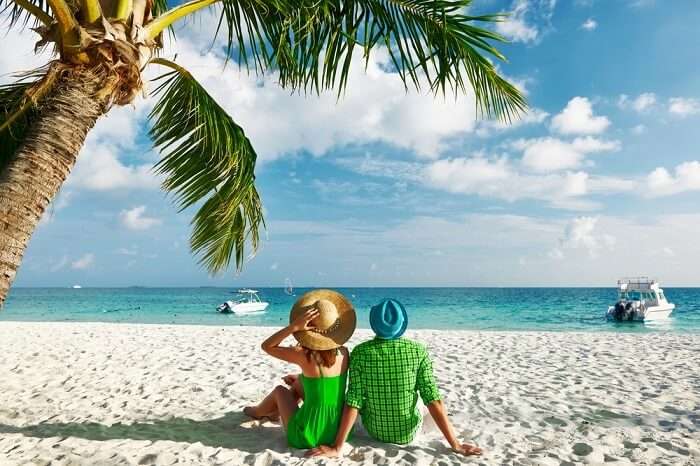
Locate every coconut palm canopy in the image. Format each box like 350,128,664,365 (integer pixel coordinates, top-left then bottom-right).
0,0,526,305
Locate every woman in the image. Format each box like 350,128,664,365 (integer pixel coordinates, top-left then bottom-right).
244,289,356,449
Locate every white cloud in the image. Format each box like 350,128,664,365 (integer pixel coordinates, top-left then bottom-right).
514,136,620,172
668,97,700,117
520,138,584,172
496,0,540,43
581,18,597,31
551,97,610,135
495,0,557,44
475,108,549,137
618,93,656,112
171,42,480,160
647,161,700,196
551,216,615,259
424,155,625,209
68,106,160,191
270,262,279,271
120,206,162,230
69,144,158,191
71,253,95,270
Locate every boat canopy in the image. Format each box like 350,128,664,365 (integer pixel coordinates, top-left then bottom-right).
617,277,660,292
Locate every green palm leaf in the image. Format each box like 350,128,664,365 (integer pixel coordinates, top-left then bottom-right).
0,77,41,173
216,0,526,121
149,65,264,273
0,0,51,28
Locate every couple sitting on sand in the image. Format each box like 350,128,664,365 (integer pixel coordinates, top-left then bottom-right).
243,289,482,458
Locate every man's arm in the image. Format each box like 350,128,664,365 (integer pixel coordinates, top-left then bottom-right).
306,405,358,457
427,400,482,456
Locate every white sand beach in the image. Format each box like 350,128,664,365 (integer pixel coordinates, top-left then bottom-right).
0,322,698,465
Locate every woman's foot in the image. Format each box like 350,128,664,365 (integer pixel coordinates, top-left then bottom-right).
243,406,280,422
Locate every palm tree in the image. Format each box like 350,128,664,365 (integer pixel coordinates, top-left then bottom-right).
0,0,526,306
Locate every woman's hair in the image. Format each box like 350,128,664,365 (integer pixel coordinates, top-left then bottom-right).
303,347,338,368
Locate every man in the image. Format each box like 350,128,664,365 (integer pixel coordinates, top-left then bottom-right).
308,298,482,458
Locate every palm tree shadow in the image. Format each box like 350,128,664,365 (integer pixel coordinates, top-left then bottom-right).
0,412,289,453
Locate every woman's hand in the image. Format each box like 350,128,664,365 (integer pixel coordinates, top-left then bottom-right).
306,445,340,458
290,309,320,332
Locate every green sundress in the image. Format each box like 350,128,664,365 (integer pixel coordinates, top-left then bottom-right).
286,368,347,449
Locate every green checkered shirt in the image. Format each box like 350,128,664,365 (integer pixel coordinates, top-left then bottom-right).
345,338,441,444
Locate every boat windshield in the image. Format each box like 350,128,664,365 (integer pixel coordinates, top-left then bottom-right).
620,290,657,302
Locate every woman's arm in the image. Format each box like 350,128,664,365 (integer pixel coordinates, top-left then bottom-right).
261,309,319,365
306,405,358,457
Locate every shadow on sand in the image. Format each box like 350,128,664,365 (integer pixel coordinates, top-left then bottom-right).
0,412,456,461
0,411,289,453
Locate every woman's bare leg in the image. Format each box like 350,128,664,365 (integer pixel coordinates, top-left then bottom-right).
244,385,299,427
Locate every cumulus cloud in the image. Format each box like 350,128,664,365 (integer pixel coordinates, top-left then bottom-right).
423,155,630,209
550,216,615,259
668,97,700,117
172,41,479,160
647,161,700,196
475,108,549,137
618,93,657,112
69,145,158,191
495,0,557,44
514,136,620,172
71,253,95,270
67,105,160,191
120,206,163,230
581,18,598,31
551,97,610,135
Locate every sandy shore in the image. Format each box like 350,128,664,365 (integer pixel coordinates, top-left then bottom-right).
0,322,698,465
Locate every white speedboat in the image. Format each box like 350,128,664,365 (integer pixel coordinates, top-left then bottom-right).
607,277,675,321
217,289,269,315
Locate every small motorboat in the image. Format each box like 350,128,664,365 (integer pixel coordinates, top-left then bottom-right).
217,289,269,315
606,277,675,322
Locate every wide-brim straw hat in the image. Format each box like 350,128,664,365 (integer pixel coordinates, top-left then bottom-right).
290,289,356,351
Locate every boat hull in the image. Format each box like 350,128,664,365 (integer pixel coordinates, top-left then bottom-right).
232,302,269,315
607,304,674,321
642,305,674,320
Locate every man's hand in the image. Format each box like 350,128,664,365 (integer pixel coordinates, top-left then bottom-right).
306,445,340,458
451,442,482,456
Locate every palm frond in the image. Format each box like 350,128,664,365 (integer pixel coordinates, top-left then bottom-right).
0,75,43,173
1,0,52,28
215,0,526,121
149,66,264,273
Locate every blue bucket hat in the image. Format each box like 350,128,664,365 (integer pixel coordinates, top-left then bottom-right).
370,299,408,339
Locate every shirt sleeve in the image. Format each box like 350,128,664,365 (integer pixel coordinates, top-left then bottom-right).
416,350,441,405
345,348,364,409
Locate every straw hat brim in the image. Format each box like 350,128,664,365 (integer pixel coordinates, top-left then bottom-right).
290,289,356,351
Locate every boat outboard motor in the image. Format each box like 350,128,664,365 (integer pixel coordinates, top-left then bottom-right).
612,302,636,321
217,302,233,313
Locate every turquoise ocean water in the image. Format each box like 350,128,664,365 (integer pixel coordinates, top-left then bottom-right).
2,287,700,333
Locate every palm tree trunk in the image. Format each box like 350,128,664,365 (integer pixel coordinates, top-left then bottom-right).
0,67,107,307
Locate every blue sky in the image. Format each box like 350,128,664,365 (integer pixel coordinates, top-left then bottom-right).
2,0,700,287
